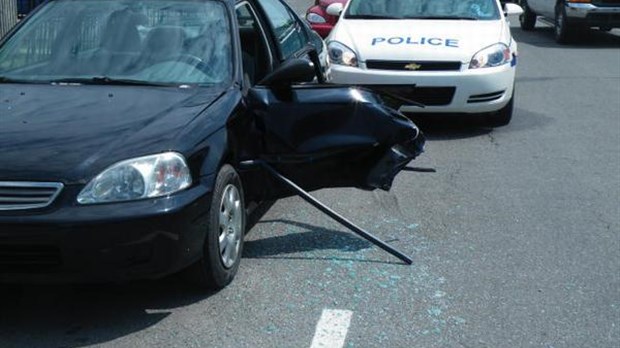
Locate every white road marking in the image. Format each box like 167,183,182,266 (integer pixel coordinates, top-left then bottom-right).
310,309,353,348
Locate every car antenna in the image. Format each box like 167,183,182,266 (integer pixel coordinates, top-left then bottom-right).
240,160,414,265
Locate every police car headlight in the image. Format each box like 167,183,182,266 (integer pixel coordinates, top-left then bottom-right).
469,43,511,69
307,13,326,24
77,152,192,204
327,41,358,67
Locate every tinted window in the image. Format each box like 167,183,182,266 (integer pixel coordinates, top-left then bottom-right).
256,0,306,59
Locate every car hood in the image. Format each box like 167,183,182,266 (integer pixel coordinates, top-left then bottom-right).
331,19,507,63
0,84,221,183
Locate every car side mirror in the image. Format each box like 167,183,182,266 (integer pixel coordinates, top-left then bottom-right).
260,59,316,87
504,3,524,16
326,3,344,17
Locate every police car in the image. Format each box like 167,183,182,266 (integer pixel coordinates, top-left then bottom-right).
326,0,524,126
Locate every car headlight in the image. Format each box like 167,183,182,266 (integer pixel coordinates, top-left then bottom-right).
77,152,192,204
306,12,326,24
327,41,358,67
469,43,512,69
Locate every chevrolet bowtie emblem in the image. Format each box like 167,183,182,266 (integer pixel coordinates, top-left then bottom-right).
404,63,422,71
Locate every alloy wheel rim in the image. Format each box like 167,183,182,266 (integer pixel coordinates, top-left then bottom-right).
218,184,242,269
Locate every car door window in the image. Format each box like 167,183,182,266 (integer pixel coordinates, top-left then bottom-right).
256,0,306,60
236,2,273,86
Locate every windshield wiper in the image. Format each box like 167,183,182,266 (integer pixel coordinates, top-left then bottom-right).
405,15,479,20
345,14,402,20
49,77,173,87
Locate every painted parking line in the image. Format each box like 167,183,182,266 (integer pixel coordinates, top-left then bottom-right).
310,309,353,348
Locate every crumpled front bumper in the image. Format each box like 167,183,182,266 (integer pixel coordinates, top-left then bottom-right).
367,132,425,191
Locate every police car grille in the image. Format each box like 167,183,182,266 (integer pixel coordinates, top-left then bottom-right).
366,61,461,71
0,182,63,211
372,86,456,106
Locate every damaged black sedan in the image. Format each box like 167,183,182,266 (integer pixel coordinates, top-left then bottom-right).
0,0,424,289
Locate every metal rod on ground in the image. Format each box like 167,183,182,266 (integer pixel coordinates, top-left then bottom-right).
242,160,413,265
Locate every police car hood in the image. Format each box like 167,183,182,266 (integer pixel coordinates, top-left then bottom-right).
333,19,506,63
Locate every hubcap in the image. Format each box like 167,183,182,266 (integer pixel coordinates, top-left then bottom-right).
218,184,242,269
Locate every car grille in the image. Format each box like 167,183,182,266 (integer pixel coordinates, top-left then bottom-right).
593,0,620,6
0,182,64,211
586,12,620,23
468,90,505,103
371,86,456,106
0,245,62,272
366,60,462,71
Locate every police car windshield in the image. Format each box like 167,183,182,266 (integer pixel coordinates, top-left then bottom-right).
345,0,501,20
0,0,232,86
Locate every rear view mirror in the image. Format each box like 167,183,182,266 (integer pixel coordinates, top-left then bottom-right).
260,59,316,87
326,3,344,17
504,3,524,16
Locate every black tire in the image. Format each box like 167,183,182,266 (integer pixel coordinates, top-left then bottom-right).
519,0,536,31
184,164,246,290
555,3,575,44
485,94,514,127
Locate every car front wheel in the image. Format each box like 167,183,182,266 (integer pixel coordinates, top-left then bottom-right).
184,164,246,290
519,0,536,30
555,4,576,43
485,94,514,127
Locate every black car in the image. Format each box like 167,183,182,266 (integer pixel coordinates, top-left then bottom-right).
0,0,424,289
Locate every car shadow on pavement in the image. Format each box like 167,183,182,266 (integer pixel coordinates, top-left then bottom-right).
0,275,216,347
243,219,400,265
511,26,620,49
411,106,553,140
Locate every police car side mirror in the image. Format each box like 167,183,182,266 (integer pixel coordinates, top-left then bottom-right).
326,3,344,17
504,3,524,16
260,59,316,87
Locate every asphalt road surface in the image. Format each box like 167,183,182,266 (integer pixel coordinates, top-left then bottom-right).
1,3,619,348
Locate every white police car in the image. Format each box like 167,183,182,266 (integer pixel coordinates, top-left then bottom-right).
326,0,524,126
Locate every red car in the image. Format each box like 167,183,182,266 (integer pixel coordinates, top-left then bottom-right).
306,0,348,38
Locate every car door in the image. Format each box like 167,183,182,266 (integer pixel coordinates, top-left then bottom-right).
236,0,424,200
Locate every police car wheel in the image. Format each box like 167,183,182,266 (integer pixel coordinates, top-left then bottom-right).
184,164,246,290
519,0,536,31
485,95,514,127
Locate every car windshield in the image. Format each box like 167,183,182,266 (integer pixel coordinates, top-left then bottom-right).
0,0,232,86
345,0,500,20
